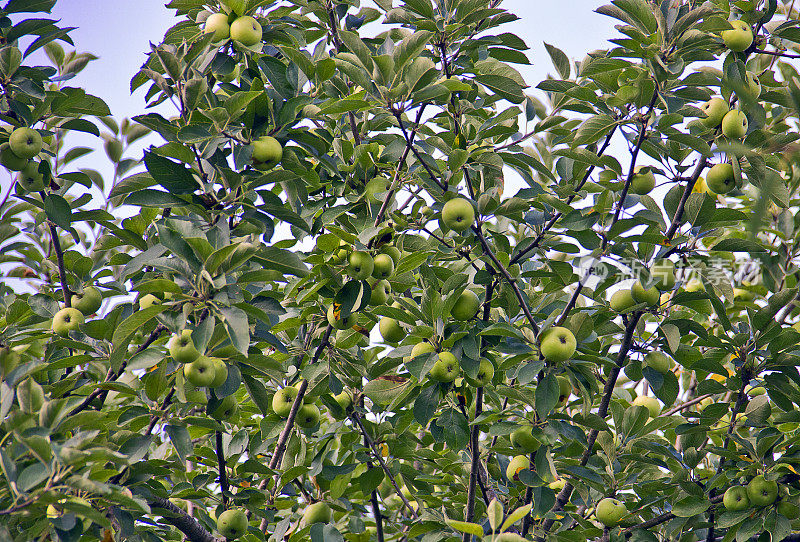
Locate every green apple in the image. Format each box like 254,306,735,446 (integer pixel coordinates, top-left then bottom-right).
468,358,495,386
380,244,402,266
609,288,636,312
209,395,238,421
629,166,655,195
9,127,42,159
347,251,374,280
539,326,576,362
721,19,753,52
632,395,661,418
184,357,216,387
329,240,350,264
209,357,228,388
169,330,201,364
296,403,321,428
723,486,750,511
180,373,208,404
139,294,161,310
203,12,230,42
651,260,676,290
16,161,44,192
706,163,735,194
747,475,778,507
272,386,299,417
451,289,480,321
217,508,248,539
302,502,332,526
334,390,353,411
549,478,566,491
328,304,356,329
70,286,102,316
556,375,572,407
631,281,659,307
379,317,405,343
721,110,748,139
52,307,84,336
0,143,28,171
365,177,392,204
410,341,435,360
369,279,391,306
510,426,540,453
778,500,800,520
372,253,395,279
644,351,673,374
596,497,627,527
230,15,262,46
700,97,729,128
17,378,44,413
505,454,530,481
251,135,282,170
441,197,475,232
746,384,766,396
0,346,21,376
430,351,460,382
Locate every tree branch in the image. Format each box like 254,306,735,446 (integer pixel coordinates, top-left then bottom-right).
150,496,221,542
46,219,72,307
462,387,484,542
664,157,710,241
215,431,229,507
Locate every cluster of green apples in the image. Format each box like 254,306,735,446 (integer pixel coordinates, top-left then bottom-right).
608,259,677,313
50,285,103,337
595,166,656,196
723,475,799,520
202,11,262,47
1,126,47,192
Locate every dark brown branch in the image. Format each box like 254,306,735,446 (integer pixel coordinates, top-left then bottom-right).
659,393,712,417
664,157,709,241
215,431,229,507
150,496,221,542
754,48,800,58
462,387,484,542
46,218,72,307
538,313,642,539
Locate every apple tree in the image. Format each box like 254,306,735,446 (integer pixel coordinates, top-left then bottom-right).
5,0,800,541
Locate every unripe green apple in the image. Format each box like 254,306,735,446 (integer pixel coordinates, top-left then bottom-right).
629,166,655,195
327,305,355,330
747,475,778,507
741,71,761,100
651,260,676,290
721,19,753,52
217,508,248,539
609,289,636,312
596,497,627,527
52,307,84,336
467,358,495,386
347,251,374,280
539,326,576,362
0,143,29,171
706,163,736,194
209,357,228,388
632,395,661,417
441,197,475,232
209,395,238,421
70,286,102,316
184,357,216,387
510,426,540,453
451,289,480,321
410,341,435,360
556,375,572,407
9,127,43,159
644,351,672,374
631,281,659,306
369,279,391,306
379,317,405,343
723,486,750,511
721,110,748,139
699,97,729,128
302,501,332,526
296,403,321,428
365,177,392,204
139,294,161,310
251,135,282,170
505,454,530,481
778,500,800,520
380,244,402,266
16,160,44,192
203,13,230,42
272,386,299,417
334,390,353,412
169,330,201,364
372,253,395,279
230,15,262,46
430,351,460,382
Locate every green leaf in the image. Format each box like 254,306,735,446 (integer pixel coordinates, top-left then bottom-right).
544,42,570,79
334,280,370,318
393,30,432,74
310,524,344,542
218,306,250,354
500,502,532,532
111,305,167,347
365,378,411,407
535,373,559,419
252,246,309,277
445,519,483,537
710,238,767,253
143,151,198,195
413,383,438,425
671,496,710,517
4,0,57,13
574,114,618,146
164,424,193,462
337,30,374,71
44,194,72,230
436,408,469,450
487,498,503,532
60,118,99,137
